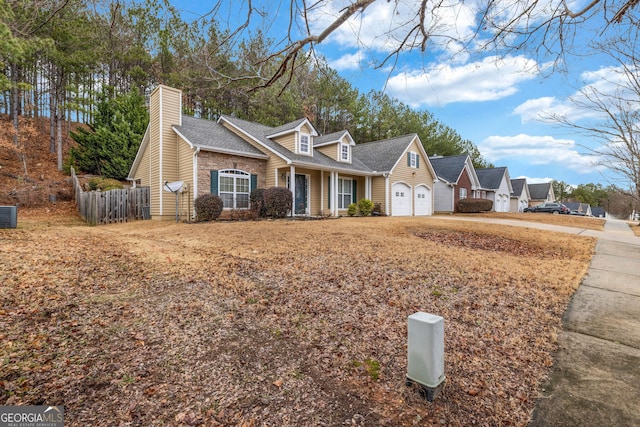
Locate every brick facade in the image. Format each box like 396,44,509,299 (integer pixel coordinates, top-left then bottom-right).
196,151,267,197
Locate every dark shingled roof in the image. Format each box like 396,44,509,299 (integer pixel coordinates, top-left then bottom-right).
528,182,552,200
476,167,507,190
510,178,527,197
352,134,417,173
173,115,267,157
221,115,373,173
429,154,469,184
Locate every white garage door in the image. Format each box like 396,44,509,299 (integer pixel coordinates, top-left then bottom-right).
392,182,412,216
414,185,431,216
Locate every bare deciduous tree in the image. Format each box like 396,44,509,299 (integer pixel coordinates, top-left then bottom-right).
200,0,640,89
544,32,640,204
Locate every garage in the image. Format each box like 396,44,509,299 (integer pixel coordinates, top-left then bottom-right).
391,182,412,216
414,185,432,216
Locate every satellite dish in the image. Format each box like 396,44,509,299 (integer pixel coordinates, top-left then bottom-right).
163,181,184,193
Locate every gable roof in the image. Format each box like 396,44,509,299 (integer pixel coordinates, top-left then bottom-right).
352,134,418,173
476,167,510,191
173,115,268,158
510,178,526,197
429,154,469,184
265,117,318,139
220,115,373,174
528,182,552,200
314,130,354,147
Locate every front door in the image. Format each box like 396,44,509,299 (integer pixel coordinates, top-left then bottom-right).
294,174,308,215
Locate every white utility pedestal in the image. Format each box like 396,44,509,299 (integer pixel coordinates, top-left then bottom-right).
407,311,445,401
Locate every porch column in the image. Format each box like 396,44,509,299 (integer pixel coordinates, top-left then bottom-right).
320,170,324,214
332,171,339,217
290,165,296,217
385,174,390,215
274,168,279,187
365,176,371,200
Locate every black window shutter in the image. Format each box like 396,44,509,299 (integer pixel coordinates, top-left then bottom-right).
416,154,420,168
250,174,258,191
210,170,219,194
407,152,411,166
352,179,357,203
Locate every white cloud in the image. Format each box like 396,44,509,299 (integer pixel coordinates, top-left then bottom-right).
513,64,639,124
308,0,478,56
385,55,540,107
328,51,366,71
479,134,602,173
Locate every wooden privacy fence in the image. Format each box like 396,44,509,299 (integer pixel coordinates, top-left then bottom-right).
71,168,150,225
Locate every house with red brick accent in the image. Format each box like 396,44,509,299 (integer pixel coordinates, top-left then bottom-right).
127,85,437,220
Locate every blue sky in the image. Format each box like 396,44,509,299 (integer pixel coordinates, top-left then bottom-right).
172,0,627,189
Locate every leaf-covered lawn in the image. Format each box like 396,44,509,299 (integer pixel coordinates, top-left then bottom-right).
1,204,595,426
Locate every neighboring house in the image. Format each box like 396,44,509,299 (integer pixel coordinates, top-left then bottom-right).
528,182,556,205
127,85,437,220
591,206,606,218
429,154,481,213
510,178,530,212
564,202,593,216
476,167,513,212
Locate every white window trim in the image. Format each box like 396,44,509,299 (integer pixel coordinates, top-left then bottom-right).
460,187,467,200
219,169,251,210
409,151,418,168
340,143,350,162
337,177,353,210
299,133,311,155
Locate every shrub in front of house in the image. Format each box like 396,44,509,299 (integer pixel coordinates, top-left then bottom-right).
194,194,224,221
457,198,493,213
358,198,374,216
250,188,267,218
347,203,357,216
372,202,383,216
263,187,292,218
87,177,124,191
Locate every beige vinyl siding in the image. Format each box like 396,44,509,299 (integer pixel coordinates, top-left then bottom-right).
134,132,151,187
371,176,387,215
176,137,195,219
274,133,296,153
149,89,161,218
316,144,338,161
158,87,182,219
266,157,290,188
387,138,434,216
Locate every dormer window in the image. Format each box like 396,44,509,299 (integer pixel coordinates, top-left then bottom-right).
299,133,310,154
340,143,350,162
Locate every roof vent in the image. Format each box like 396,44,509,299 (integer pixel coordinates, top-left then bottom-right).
0,206,17,228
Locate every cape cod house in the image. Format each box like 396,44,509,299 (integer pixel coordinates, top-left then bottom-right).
528,182,556,206
510,178,531,212
429,154,481,213
475,167,513,212
127,85,437,220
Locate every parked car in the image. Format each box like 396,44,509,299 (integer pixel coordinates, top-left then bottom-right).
524,202,571,214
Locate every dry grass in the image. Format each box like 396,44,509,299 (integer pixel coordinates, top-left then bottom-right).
1,205,596,426
452,211,606,231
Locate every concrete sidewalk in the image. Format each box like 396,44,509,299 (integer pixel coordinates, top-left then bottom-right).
528,219,640,426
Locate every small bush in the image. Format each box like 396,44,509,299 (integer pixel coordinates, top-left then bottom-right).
457,198,493,213
347,203,357,216
263,187,292,218
250,188,267,218
87,177,123,191
194,194,224,222
357,198,374,216
372,202,382,216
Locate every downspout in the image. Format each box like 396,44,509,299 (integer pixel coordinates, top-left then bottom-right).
192,147,200,219
158,87,163,216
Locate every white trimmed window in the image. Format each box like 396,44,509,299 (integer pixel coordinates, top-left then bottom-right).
407,151,419,168
459,187,467,200
219,169,250,209
299,133,310,154
340,143,350,162
338,178,352,209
